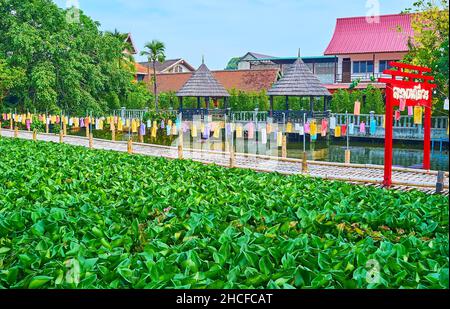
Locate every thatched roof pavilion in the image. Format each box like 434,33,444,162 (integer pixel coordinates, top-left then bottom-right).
176,60,230,112
267,52,331,117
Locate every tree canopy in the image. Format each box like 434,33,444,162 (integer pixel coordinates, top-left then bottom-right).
0,0,144,115
403,0,449,110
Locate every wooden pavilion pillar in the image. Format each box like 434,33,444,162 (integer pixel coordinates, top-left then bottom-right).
178,97,183,113
309,96,314,115
269,96,274,117
205,97,210,110
285,96,289,111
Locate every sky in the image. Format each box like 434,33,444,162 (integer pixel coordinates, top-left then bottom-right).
53,0,416,70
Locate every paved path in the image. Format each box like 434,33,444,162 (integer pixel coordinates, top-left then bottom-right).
2,129,448,195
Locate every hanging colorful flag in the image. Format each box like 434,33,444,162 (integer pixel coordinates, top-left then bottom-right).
299,125,304,136
277,131,282,147
266,123,272,134
294,123,301,131
117,119,123,131
286,122,293,133
444,98,449,111
310,121,317,136
334,125,341,137
26,119,31,130
348,123,355,135
395,110,401,121
236,124,243,138
360,121,366,134
370,119,377,135
304,122,310,134
146,119,151,128
399,98,406,111
171,124,178,136
408,106,413,116
161,120,165,129
329,116,336,130
191,123,197,137
382,116,385,128
151,125,157,138
140,123,146,136
341,124,347,136
261,128,267,145
414,106,423,124
213,126,220,138
321,119,328,137
247,122,255,139
131,119,138,133
354,101,361,115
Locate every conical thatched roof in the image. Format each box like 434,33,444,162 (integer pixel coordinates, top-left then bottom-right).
176,63,230,97
267,58,331,96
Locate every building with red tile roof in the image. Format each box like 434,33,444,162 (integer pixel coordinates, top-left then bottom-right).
153,68,280,93
323,13,414,91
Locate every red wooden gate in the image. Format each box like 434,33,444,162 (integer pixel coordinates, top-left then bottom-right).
378,62,436,187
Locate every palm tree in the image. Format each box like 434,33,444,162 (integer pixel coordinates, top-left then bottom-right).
140,40,166,111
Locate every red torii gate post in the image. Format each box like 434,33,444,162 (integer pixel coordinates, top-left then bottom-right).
379,62,436,187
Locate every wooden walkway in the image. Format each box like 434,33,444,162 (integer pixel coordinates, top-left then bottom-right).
1,129,448,195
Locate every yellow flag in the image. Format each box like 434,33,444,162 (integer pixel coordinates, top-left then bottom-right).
213,126,220,138
286,122,293,133
126,119,130,128
277,132,282,147
21,114,26,125
171,124,178,135
335,126,341,137
191,124,197,137
414,106,423,125
236,124,243,138
118,119,123,131
382,115,385,128
168,120,173,127
310,121,317,136
131,119,137,133
151,126,157,138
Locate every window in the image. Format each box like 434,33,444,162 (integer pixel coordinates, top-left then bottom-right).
174,65,183,73
379,60,399,72
353,61,374,74
137,74,145,82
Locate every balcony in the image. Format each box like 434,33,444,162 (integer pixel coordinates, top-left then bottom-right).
335,72,387,83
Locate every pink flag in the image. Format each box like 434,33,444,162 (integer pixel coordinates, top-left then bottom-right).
360,121,366,133
395,110,401,121
408,106,413,116
399,98,406,111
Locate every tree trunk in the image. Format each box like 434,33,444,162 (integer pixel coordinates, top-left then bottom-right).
152,60,158,111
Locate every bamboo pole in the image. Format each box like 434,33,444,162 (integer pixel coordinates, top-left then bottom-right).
0,121,2,136
282,135,287,158
63,121,67,136
59,130,63,143
14,126,18,138
10,118,13,130
127,138,133,154
302,151,308,173
345,149,351,164
230,147,235,168
178,131,184,159
89,133,93,149
85,120,90,138
45,120,49,134
111,122,116,141
33,129,37,141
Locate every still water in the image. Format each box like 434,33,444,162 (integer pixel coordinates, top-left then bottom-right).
69,128,449,171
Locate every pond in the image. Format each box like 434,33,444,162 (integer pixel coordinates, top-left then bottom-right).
67,127,449,171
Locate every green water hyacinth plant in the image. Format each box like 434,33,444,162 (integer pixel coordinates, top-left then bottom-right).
0,137,448,289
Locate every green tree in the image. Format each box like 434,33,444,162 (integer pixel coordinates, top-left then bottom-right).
140,40,166,111
0,0,136,115
0,57,25,111
403,0,449,110
225,57,240,70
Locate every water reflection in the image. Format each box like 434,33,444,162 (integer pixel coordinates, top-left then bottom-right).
68,128,449,171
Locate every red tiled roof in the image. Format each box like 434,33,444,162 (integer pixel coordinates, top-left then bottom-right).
153,69,279,93
324,14,414,55
135,63,151,75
